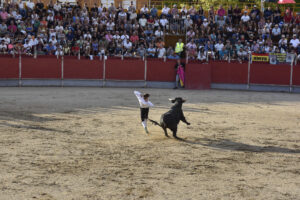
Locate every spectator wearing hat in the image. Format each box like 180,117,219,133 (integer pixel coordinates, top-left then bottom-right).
250,5,260,22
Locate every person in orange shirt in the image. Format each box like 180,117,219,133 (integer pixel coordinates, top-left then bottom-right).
241,6,250,16
155,38,165,49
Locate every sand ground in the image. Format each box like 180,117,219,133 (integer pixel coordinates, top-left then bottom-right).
0,87,299,200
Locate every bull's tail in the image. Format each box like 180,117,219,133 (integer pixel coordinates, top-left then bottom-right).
149,119,162,127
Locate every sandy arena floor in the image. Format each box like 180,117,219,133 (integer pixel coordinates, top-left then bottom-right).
0,87,299,200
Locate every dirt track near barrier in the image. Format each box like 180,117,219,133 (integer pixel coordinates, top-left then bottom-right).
0,88,299,200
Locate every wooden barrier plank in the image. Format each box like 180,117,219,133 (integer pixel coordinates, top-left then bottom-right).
106,58,144,80
146,59,176,82
22,56,61,79
211,61,248,84
250,64,290,85
64,57,103,79
185,63,211,89
0,56,19,79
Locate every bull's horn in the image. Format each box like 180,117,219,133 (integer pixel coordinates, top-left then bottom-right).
168,98,174,101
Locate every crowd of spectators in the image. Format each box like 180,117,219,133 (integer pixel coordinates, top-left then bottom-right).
0,1,299,62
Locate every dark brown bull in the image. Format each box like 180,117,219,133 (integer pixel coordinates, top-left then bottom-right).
149,97,190,139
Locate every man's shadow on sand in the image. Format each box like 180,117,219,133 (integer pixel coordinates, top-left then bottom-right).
175,137,300,154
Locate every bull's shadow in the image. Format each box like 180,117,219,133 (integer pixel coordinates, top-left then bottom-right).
177,137,300,154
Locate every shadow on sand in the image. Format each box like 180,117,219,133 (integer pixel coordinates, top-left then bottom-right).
176,137,300,154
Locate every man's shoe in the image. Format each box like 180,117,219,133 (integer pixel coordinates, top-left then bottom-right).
144,127,149,134
173,87,178,89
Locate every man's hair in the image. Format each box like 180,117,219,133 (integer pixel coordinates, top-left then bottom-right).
143,93,150,98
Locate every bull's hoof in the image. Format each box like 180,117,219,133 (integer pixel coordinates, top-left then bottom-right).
173,136,182,140
164,134,169,137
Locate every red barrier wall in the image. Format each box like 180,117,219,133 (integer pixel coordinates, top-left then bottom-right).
211,61,248,84
22,56,61,79
146,59,176,82
292,65,300,86
64,57,103,79
0,56,19,79
250,63,291,85
185,63,211,89
1,56,299,89
106,58,144,80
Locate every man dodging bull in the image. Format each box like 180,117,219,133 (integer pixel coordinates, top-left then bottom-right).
134,90,154,134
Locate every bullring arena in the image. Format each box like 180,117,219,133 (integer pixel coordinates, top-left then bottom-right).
0,87,300,200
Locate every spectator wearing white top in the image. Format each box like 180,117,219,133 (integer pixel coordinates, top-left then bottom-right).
161,4,170,17
121,32,129,41
98,4,103,14
290,34,300,48
159,15,168,28
106,20,115,31
157,46,166,58
215,40,224,59
197,47,207,61
55,23,64,32
49,35,57,45
54,3,61,12
278,35,287,48
26,0,35,11
140,4,149,18
123,39,132,56
184,16,193,29
155,27,164,38
181,6,188,14
241,12,250,23
139,15,147,28
118,9,127,23
0,40,7,53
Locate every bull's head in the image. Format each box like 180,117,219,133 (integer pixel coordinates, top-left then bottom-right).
169,97,186,104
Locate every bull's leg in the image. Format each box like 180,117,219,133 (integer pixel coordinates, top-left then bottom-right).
160,116,169,137
160,122,169,137
172,127,179,139
163,127,169,137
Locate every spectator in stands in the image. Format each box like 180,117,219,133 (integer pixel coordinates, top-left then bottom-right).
0,40,7,53
216,5,226,21
250,5,260,22
0,1,298,64
161,4,170,18
272,24,281,43
290,34,300,49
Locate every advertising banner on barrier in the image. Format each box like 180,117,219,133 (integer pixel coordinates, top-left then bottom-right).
252,53,269,62
269,53,296,64
269,53,286,64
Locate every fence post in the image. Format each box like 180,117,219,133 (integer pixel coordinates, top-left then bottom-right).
18,50,22,87
247,53,251,90
186,52,189,64
61,55,64,87
34,46,37,59
289,59,294,93
144,55,147,88
103,54,106,87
